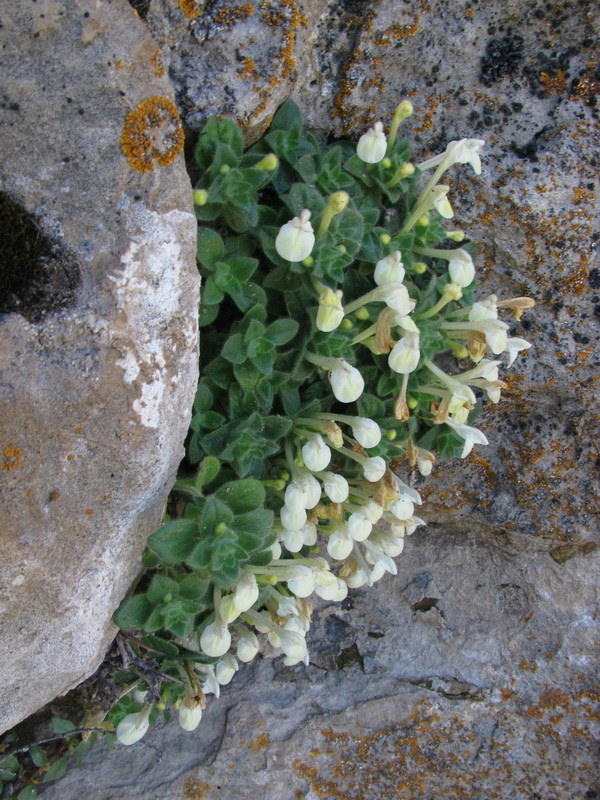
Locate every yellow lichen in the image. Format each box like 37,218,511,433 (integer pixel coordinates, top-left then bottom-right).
2,445,21,471
121,96,184,174
179,0,201,19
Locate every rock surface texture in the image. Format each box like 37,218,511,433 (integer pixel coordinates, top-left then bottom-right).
11,0,600,796
0,0,198,733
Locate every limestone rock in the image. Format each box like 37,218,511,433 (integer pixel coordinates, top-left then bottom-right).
39,525,599,799
0,0,199,733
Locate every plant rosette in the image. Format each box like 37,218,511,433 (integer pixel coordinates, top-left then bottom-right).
109,99,534,743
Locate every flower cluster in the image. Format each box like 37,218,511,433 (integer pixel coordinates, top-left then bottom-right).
112,99,534,745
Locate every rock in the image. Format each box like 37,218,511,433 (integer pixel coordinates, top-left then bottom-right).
0,0,198,733
9,0,600,793
39,525,599,799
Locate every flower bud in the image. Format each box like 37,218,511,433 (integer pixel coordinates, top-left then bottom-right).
275,209,315,262
255,153,278,170
379,232,392,245
193,189,208,206
413,261,428,274
356,121,387,163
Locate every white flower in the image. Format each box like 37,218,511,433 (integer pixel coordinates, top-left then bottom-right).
178,703,203,732
196,664,220,698
417,455,433,476
350,417,382,448
389,496,414,521
445,419,489,458
362,456,386,482
314,570,348,601
200,621,231,658
356,121,387,163
379,282,414,315
391,474,423,505
216,654,239,685
236,628,259,662
329,359,365,403
275,209,315,262
317,288,345,332
469,295,498,321
456,359,501,383
429,185,454,219
280,503,308,531
405,516,426,535
233,572,259,613
219,593,241,624
281,527,305,552
286,566,317,598
327,526,354,560
505,337,532,367
388,332,420,374
347,512,372,542
321,471,349,503
301,434,332,472
363,540,397,579
278,628,309,664
301,522,318,546
448,249,475,287
446,138,485,175
116,706,152,746
362,500,384,523
374,251,405,285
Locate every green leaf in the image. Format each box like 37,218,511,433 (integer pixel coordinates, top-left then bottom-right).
196,456,221,489
197,228,225,269
147,519,198,565
43,757,67,783
216,478,265,514
29,747,48,769
269,98,303,132
141,634,180,656
146,575,179,605
113,594,153,630
52,718,77,735
222,333,247,364
284,183,326,217
263,319,299,345
0,755,20,779
201,274,224,306
17,786,39,799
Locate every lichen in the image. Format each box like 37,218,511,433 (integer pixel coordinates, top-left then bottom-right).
121,96,184,174
2,445,21,471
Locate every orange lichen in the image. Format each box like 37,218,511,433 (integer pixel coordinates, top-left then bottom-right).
183,778,211,800
540,69,567,96
121,96,184,174
150,50,166,77
179,0,201,19
214,3,254,25
373,17,420,47
2,445,21,471
85,509,94,516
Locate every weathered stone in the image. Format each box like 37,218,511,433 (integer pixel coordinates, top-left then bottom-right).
39,525,599,799
0,0,198,733
11,0,600,793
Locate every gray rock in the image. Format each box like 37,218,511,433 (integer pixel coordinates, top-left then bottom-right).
0,0,198,733
39,525,599,799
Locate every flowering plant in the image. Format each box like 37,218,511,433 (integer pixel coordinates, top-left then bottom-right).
110,99,533,741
